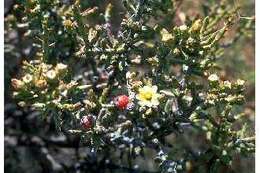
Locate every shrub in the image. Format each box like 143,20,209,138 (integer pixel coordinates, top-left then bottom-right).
6,0,254,172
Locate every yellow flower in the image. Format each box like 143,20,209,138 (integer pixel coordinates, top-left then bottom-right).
136,85,161,107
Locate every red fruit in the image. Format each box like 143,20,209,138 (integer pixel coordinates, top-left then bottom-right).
115,95,129,110
80,116,93,130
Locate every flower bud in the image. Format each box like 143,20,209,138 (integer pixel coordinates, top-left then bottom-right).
56,63,68,71
236,79,245,86
126,71,136,80
32,103,45,109
88,28,98,43
17,101,26,107
11,79,24,90
131,55,142,64
160,28,174,43
63,19,73,28
22,74,33,83
63,103,82,111
55,63,68,78
35,79,47,89
223,81,232,89
147,56,159,67
208,74,219,87
189,19,202,33
46,70,57,80
179,25,188,31
131,81,143,90
173,48,181,56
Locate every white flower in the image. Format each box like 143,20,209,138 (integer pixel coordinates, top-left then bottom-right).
160,28,174,42
46,70,57,80
56,63,67,71
223,81,232,89
22,74,33,83
236,79,245,86
136,85,161,107
41,63,52,73
208,74,219,82
179,25,188,31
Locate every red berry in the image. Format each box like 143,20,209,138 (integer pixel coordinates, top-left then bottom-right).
80,116,93,129
115,95,129,110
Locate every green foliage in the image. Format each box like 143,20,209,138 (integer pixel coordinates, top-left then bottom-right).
7,0,254,172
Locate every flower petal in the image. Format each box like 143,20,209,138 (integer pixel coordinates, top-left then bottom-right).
152,85,158,93
151,99,159,106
